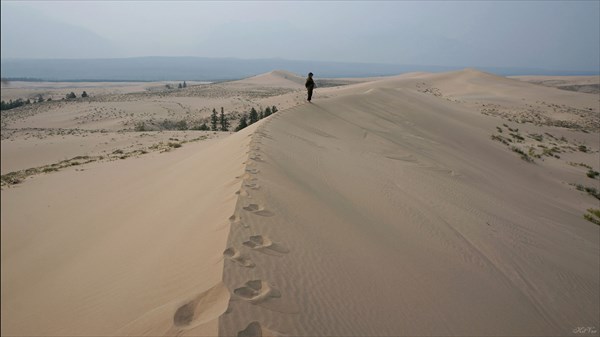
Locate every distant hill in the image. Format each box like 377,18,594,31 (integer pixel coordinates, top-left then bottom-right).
1,57,597,82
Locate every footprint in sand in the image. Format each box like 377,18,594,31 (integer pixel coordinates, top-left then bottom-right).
243,235,289,255
236,189,251,197
172,283,229,328
244,182,260,190
234,280,281,304
223,247,255,268
237,321,278,337
245,168,260,174
243,204,274,217
249,155,264,162
229,214,249,228
236,173,257,180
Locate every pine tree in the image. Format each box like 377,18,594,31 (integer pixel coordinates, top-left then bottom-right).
211,108,218,131
183,81,187,88
235,114,248,131
37,96,44,103
178,83,183,89
219,107,229,131
264,106,272,118
259,108,264,120
249,107,259,124
81,91,88,98
198,123,209,131
272,105,278,113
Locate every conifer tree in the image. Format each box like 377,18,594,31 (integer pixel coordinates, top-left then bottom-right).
259,108,264,120
272,105,278,113
183,81,187,88
235,114,248,131
249,107,259,124
211,108,219,131
81,91,88,98
219,107,229,131
264,106,272,118
178,83,183,89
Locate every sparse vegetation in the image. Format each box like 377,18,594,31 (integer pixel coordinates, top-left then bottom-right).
162,120,188,130
0,98,29,111
586,170,599,179
1,155,100,187
134,122,147,131
491,134,511,145
584,208,600,225
509,132,525,142
511,146,534,162
568,162,593,169
527,133,543,142
192,122,210,131
572,183,600,200
578,145,588,152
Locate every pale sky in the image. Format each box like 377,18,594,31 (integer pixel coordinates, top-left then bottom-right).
1,1,599,71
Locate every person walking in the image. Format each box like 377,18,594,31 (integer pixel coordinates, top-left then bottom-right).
305,72,315,102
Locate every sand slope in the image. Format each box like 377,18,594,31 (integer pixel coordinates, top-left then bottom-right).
1,122,262,336
220,70,599,336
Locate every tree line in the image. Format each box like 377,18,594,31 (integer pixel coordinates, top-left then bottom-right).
133,105,278,132
0,91,91,111
235,106,278,131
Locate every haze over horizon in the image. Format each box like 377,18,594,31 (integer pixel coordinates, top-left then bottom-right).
1,0,599,73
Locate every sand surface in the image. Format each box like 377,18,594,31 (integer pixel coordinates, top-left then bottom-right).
2,69,599,336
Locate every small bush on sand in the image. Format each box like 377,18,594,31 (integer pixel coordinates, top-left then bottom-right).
584,209,600,225
587,170,600,179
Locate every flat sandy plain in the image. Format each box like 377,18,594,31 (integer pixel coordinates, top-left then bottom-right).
1,70,599,336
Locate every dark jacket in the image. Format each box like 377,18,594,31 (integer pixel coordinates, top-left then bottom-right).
305,77,315,89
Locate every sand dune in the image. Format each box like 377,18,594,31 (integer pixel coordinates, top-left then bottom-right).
231,70,306,89
2,69,598,336
220,69,599,336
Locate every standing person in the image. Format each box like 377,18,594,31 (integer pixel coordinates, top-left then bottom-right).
305,72,315,102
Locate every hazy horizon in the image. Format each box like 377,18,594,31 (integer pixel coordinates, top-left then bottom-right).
1,1,599,72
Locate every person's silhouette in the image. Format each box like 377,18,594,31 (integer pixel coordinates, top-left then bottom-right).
305,72,315,102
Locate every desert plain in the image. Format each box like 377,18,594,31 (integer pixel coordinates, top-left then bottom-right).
1,69,599,336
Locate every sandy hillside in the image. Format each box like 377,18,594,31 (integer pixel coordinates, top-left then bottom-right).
1,120,264,336
2,69,599,336
510,75,600,94
220,69,599,336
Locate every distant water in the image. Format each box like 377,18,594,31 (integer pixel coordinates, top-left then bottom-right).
1,57,598,81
